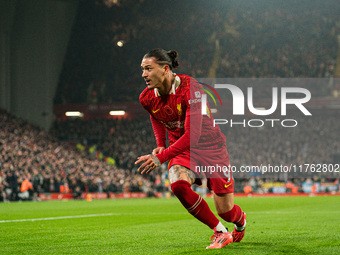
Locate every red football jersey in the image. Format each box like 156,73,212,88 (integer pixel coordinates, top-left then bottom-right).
139,74,226,164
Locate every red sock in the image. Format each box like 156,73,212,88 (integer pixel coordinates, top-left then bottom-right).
171,180,219,229
218,204,245,227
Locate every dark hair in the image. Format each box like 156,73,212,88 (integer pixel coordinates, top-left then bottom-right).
143,48,179,70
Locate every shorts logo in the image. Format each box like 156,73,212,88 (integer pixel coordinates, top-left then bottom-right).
152,108,160,113
224,183,232,189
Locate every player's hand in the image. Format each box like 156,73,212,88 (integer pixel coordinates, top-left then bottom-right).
152,147,165,156
135,154,161,174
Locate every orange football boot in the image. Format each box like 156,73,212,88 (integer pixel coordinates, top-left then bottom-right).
206,228,233,249
232,212,246,242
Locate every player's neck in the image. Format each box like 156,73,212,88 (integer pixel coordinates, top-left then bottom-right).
158,73,174,95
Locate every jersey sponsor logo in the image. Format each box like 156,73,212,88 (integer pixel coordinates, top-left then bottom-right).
152,108,160,113
195,91,201,98
188,98,202,104
161,120,184,129
177,103,182,115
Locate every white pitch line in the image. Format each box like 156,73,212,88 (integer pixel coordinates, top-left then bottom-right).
2,210,338,223
0,213,117,223
249,211,340,214
0,212,186,223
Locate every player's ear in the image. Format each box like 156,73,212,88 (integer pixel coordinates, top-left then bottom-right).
163,64,170,75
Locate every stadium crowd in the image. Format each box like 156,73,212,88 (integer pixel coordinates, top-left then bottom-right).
0,109,163,202
54,0,340,105
1,106,339,202
1,0,340,201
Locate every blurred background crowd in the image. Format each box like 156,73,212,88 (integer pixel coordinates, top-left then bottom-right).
54,0,340,104
1,0,340,201
1,108,339,201
0,109,165,201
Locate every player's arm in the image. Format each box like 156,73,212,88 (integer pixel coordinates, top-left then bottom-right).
155,109,202,164
155,84,203,164
150,115,166,149
150,115,166,155
136,81,203,172
135,105,202,174
137,93,165,174
140,90,166,150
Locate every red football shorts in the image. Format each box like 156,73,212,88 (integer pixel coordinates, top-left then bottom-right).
168,144,234,194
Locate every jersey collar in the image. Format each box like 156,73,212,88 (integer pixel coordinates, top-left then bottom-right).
154,74,181,97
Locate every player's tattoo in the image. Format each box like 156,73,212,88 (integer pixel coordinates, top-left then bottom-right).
169,165,196,185
150,154,160,166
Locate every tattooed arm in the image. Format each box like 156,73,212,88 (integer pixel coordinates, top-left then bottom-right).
135,154,161,174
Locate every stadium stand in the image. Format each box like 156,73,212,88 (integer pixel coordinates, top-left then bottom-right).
54,0,339,104
1,0,340,201
1,106,339,201
0,109,162,201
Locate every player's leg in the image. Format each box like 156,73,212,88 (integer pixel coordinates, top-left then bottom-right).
198,143,246,243
169,165,232,248
169,165,221,230
213,192,246,242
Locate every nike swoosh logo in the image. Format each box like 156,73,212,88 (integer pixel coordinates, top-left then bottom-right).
152,109,160,113
224,183,232,189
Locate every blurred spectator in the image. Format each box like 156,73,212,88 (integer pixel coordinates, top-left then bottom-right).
18,176,33,201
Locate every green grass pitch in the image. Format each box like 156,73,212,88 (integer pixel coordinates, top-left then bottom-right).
0,196,339,254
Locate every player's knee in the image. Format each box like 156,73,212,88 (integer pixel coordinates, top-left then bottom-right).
217,202,234,214
214,193,234,214
171,180,191,197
